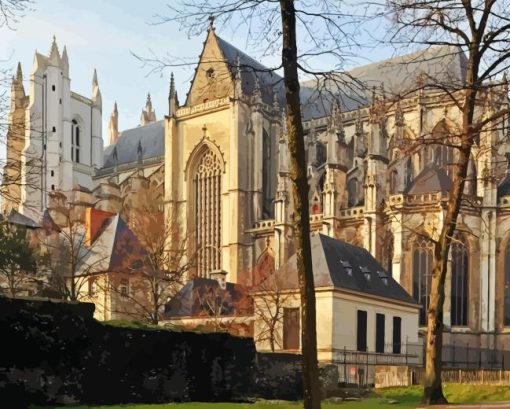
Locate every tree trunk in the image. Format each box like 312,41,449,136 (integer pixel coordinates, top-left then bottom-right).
279,1,321,408
423,91,475,404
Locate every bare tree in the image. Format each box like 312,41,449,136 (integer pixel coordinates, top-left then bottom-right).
383,0,510,403
110,185,195,325
38,194,108,301
253,272,292,352
0,0,32,29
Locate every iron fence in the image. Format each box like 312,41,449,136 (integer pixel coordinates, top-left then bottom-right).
329,341,510,385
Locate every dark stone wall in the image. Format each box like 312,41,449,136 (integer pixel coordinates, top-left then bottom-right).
0,297,339,407
0,297,255,407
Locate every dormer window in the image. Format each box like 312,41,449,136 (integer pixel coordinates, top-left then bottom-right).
377,270,389,286
340,260,352,276
360,266,371,281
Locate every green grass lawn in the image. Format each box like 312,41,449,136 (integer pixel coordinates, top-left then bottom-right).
33,384,510,409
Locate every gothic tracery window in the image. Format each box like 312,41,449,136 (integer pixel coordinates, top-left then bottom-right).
451,234,468,326
194,147,222,277
413,237,434,326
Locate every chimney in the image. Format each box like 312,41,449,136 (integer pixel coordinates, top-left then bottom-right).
210,270,227,290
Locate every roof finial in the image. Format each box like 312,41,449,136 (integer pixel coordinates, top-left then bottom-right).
208,15,215,31
169,72,175,97
202,124,208,138
16,62,22,82
92,69,98,87
49,35,60,63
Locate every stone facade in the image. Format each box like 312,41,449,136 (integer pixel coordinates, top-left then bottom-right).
5,31,510,351
1,37,103,220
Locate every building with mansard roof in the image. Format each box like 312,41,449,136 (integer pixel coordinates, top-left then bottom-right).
4,27,510,357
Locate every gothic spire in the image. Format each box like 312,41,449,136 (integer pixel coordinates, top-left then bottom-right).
91,69,102,108
329,98,345,141
61,45,69,74
92,69,99,88
49,35,60,64
169,73,175,98
278,111,289,175
169,73,179,116
16,62,22,82
140,92,156,125
108,101,119,146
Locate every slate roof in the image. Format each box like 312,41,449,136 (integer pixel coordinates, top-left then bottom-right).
6,209,40,229
164,278,251,318
277,234,417,306
102,120,165,170
405,164,452,194
216,35,285,106
300,45,468,121
77,214,146,275
101,42,467,172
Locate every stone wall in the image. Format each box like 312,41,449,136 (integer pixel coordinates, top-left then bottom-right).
0,297,255,406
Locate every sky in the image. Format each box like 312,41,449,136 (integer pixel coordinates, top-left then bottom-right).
0,0,395,143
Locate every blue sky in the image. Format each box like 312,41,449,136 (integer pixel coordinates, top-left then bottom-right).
1,0,395,142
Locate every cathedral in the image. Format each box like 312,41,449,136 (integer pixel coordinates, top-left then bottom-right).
4,26,510,351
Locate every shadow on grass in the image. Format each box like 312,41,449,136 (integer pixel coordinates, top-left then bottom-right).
31,384,510,409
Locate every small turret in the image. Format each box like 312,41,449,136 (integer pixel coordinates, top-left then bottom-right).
108,102,119,146
91,69,102,109
140,92,156,125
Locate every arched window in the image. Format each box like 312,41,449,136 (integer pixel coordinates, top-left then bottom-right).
413,237,434,326
316,142,326,166
451,234,468,326
347,178,358,207
71,119,80,163
505,241,510,326
405,157,413,188
193,147,222,277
